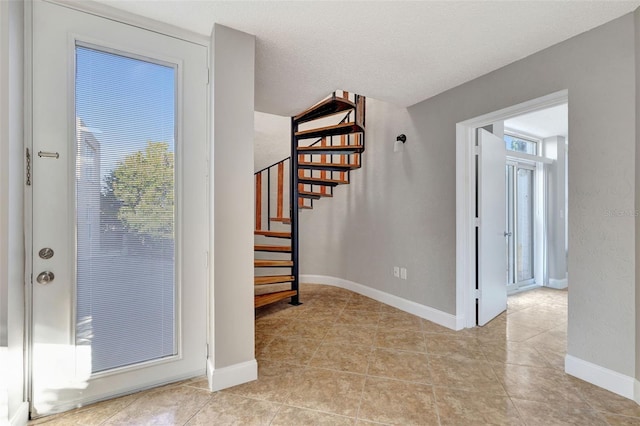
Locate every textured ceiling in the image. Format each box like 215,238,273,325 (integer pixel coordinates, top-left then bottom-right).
505,104,568,139
97,1,640,116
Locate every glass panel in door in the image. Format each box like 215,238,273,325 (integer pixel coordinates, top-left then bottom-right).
516,167,534,282
75,45,177,373
506,164,515,285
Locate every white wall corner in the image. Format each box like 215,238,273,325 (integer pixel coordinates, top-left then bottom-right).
207,358,257,392
565,354,635,400
301,275,463,331
547,278,568,289
8,402,28,426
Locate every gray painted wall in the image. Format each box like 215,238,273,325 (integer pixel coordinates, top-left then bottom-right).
0,0,25,420
211,24,256,369
635,7,640,385
543,136,568,283
300,13,637,377
255,111,290,172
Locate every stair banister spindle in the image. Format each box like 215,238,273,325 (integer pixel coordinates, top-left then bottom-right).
267,169,271,231
255,172,262,230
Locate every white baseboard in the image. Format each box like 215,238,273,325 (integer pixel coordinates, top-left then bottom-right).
300,274,462,331
565,354,635,400
635,379,640,405
207,358,257,392
9,402,28,426
547,278,568,289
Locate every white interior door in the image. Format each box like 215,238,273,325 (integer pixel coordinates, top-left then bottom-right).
31,1,208,416
477,129,507,325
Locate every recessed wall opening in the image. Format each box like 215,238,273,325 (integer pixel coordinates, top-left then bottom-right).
455,90,569,330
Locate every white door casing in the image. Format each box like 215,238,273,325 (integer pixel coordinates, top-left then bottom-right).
30,1,208,416
477,129,507,326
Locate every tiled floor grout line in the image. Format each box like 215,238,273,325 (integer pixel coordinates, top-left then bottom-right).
36,286,640,425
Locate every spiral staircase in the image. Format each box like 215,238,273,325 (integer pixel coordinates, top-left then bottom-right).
253,91,366,308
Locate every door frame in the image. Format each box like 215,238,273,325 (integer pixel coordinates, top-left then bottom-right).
455,89,568,329
23,0,211,414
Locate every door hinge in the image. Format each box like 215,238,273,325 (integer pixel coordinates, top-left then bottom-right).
26,148,32,186
474,217,480,227
473,146,480,156
474,289,481,299
206,68,210,85
206,343,209,357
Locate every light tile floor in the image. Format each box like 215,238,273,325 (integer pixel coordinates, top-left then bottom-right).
31,284,640,425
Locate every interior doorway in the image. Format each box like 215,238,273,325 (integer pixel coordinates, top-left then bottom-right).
455,90,568,328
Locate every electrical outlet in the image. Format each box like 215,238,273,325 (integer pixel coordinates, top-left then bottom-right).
400,267,407,280
393,266,400,278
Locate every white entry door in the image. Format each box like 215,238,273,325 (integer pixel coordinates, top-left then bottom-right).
30,1,208,416
477,129,507,325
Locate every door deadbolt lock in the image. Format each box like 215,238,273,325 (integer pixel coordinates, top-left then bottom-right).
36,271,54,285
39,247,54,259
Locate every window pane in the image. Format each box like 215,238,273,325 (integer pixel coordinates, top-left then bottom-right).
504,134,537,155
75,45,176,373
516,168,534,282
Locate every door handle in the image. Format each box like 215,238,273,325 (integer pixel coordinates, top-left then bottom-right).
504,232,512,237
36,271,55,285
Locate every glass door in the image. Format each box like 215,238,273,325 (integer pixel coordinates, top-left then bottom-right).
30,1,208,416
506,161,536,291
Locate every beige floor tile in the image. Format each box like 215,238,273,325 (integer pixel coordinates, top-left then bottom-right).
379,311,422,331
535,348,566,370
255,317,288,336
185,393,280,425
285,368,366,417
511,398,608,426
271,405,356,425
255,333,276,355
601,413,640,425
223,360,305,402
522,325,567,353
309,342,374,374
368,348,431,384
570,378,640,417
103,385,212,425
425,334,485,360
294,305,345,323
324,324,377,346
429,354,505,394
358,377,439,425
504,321,549,342
421,319,459,334
336,309,381,327
277,319,331,340
255,302,302,320
480,340,551,368
38,286,588,425
345,295,383,311
493,364,584,404
259,336,321,365
434,387,523,426
184,377,210,390
374,329,426,352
